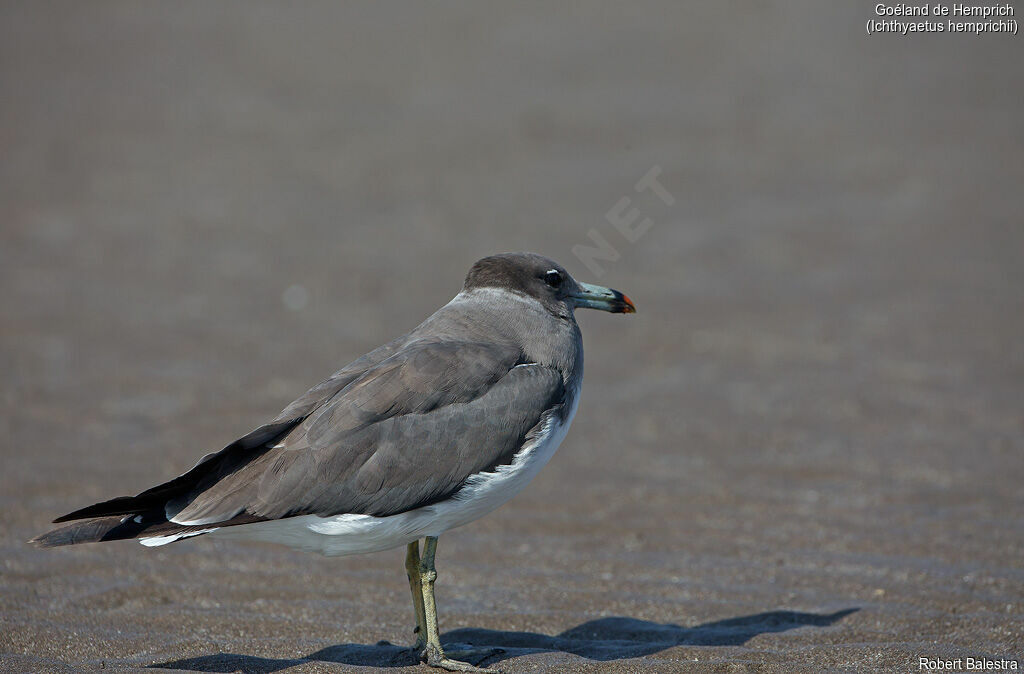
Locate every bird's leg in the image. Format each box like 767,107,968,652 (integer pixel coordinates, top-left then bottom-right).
418,536,499,673
405,540,427,651
418,536,446,665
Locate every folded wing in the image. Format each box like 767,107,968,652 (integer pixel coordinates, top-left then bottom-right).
35,338,565,547
171,340,565,523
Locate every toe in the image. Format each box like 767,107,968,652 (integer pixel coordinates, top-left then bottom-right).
433,657,498,673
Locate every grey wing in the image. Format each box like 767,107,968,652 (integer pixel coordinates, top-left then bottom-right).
169,340,565,524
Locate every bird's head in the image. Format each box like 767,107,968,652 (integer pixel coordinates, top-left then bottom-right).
463,252,635,319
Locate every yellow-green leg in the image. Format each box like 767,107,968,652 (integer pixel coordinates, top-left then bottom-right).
405,541,427,651
418,536,500,673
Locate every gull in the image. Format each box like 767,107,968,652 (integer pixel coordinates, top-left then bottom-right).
32,252,636,672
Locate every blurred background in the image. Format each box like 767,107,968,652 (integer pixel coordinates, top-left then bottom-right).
2,3,1021,671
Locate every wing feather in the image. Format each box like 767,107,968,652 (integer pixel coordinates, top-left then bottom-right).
169,340,564,524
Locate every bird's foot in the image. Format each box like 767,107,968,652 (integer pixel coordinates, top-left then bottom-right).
422,644,502,673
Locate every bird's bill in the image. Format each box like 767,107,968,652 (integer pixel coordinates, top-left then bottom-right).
570,282,636,313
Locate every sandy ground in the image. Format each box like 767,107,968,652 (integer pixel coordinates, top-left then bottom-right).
2,3,1022,672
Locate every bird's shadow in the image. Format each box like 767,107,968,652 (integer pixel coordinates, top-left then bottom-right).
150,608,858,672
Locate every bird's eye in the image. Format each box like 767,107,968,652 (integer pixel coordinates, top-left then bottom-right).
544,270,563,288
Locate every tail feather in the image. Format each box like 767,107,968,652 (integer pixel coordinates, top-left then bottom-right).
31,514,160,547
30,512,268,548
31,419,303,547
